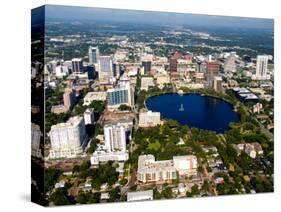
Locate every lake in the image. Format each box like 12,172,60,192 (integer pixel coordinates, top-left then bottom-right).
146,93,240,133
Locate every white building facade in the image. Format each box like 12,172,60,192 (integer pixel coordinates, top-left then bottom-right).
137,154,198,183
31,123,42,158
84,108,95,125
49,116,87,159
104,124,126,152
253,55,269,80
139,111,161,127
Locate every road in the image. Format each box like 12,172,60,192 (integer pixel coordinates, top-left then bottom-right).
121,167,137,195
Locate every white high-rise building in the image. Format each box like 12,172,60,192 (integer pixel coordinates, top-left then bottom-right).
49,116,87,159
84,108,95,125
253,55,269,80
72,58,83,74
98,56,114,84
139,111,161,127
104,124,126,152
31,123,42,158
224,52,237,73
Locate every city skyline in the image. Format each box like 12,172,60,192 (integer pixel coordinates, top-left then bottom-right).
31,4,274,206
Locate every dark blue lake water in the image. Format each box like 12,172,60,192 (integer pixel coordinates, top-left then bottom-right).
146,93,240,133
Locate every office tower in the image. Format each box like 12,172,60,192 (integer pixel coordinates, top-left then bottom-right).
207,62,220,76
63,88,76,109
113,62,121,78
88,46,99,64
84,108,95,125
213,76,223,92
206,62,220,88
98,56,114,83
107,79,134,108
86,64,95,80
224,52,237,73
71,58,83,73
49,116,87,158
104,124,126,152
255,55,268,79
141,60,152,74
169,57,178,72
107,87,129,107
118,79,135,107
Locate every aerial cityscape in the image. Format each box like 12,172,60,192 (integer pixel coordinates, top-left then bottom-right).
31,5,274,206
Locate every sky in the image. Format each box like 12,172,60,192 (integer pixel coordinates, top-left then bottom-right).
40,4,273,30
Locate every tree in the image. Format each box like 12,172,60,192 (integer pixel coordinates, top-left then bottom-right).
119,178,128,186
118,104,132,111
162,187,173,199
45,169,62,192
89,100,105,113
87,138,99,154
191,184,200,196
109,187,121,202
49,189,71,206
202,180,210,192
72,165,80,174
92,180,101,190
76,192,88,204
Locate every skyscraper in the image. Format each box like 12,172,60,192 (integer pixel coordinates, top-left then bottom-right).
88,46,99,64
104,124,126,152
206,62,220,88
207,62,220,76
213,76,223,92
169,51,182,73
169,57,178,72
224,52,237,73
141,60,152,74
71,58,83,73
107,87,129,107
255,55,268,80
98,56,114,83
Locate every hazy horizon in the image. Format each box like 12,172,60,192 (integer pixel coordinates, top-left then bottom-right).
37,4,274,30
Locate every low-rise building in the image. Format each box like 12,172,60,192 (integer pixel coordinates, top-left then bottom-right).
139,111,161,128
137,154,197,183
127,190,153,202
90,144,129,165
83,91,107,105
173,155,198,177
141,77,155,91
233,142,263,159
253,103,263,114
233,87,259,102
156,74,170,88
